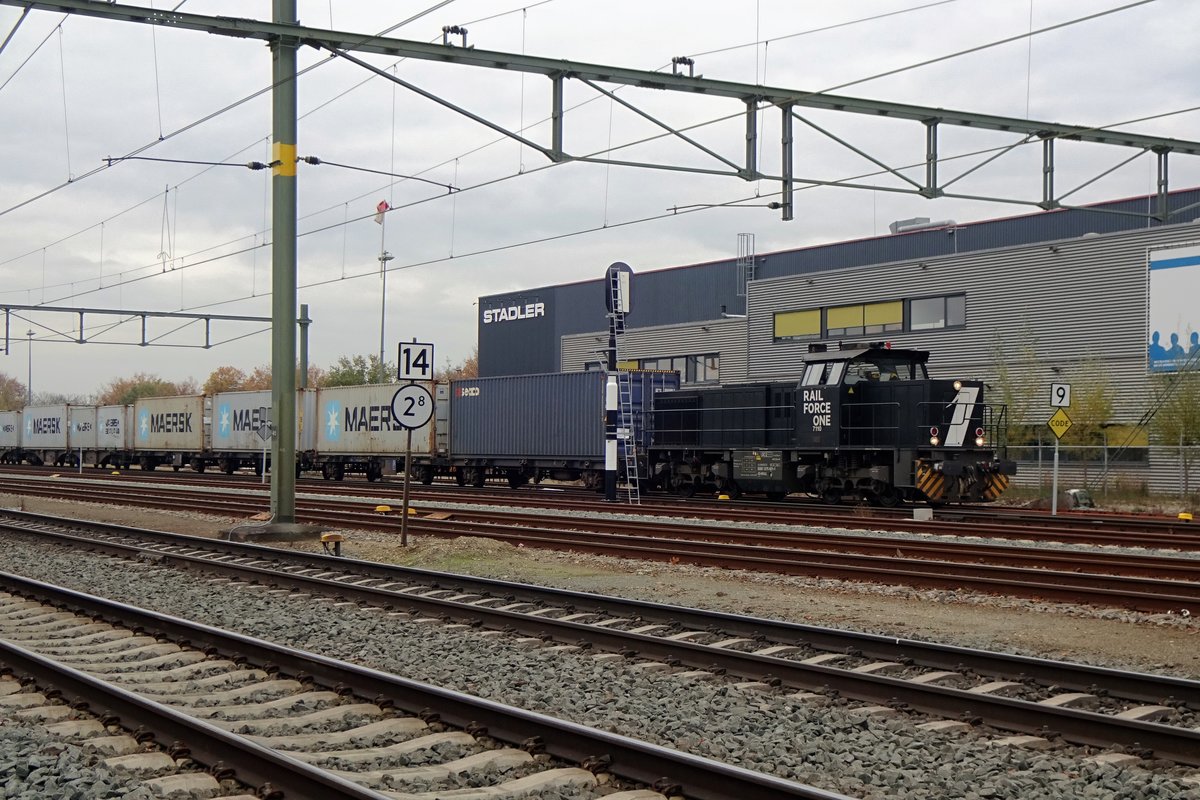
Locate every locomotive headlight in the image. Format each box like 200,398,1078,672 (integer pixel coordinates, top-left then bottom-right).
952,380,963,391
930,435,940,446
975,436,985,446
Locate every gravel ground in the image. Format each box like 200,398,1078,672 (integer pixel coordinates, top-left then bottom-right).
1,495,1199,799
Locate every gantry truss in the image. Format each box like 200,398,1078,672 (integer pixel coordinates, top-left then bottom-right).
5,0,1200,222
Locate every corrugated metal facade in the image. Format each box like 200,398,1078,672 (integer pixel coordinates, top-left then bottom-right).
479,189,1200,377
747,222,1200,422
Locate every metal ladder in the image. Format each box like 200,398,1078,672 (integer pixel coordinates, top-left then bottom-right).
617,371,641,504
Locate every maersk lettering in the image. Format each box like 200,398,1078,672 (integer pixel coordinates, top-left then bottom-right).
344,404,398,432
482,302,544,324
32,417,61,435
232,408,269,432
149,412,193,433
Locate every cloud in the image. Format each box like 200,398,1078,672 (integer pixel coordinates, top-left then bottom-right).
2,0,1199,396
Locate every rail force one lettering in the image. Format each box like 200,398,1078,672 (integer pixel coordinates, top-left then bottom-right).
457,386,480,398
482,302,545,324
802,389,832,431
150,412,193,433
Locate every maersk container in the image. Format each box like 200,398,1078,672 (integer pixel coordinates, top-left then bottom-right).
22,405,69,450
211,390,318,452
133,395,207,451
0,411,22,450
315,383,434,455
96,405,133,451
68,406,97,450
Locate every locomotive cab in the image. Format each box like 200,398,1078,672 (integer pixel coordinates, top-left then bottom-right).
796,344,1013,504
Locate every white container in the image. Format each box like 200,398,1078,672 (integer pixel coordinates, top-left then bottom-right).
133,395,206,451
0,411,21,449
96,405,133,451
315,383,434,455
68,406,97,450
211,390,317,452
22,405,69,450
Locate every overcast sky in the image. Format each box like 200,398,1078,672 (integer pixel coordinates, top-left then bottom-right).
1,0,1198,399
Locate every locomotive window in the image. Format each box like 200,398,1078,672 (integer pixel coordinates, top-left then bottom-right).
801,361,846,386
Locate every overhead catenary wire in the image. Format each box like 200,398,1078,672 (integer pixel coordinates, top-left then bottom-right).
0,1,1185,321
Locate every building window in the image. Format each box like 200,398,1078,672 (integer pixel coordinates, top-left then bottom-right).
774,309,820,339
864,300,904,334
909,294,966,330
639,353,719,384
825,304,863,337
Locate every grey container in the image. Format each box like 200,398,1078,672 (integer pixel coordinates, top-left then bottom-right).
449,372,605,460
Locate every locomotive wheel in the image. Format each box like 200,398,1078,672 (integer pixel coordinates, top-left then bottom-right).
764,491,787,501
676,480,697,498
718,480,741,500
139,456,156,471
820,488,842,505
873,485,902,508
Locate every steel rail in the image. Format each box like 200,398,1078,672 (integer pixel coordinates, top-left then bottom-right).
0,571,851,800
0,483,1197,612
4,468,1200,548
5,513,1199,765
3,476,1199,580
0,642,391,800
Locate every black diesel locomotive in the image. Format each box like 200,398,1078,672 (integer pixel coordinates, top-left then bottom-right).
645,343,1014,504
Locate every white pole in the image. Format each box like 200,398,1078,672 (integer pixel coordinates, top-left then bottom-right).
262,442,267,485
1051,436,1060,516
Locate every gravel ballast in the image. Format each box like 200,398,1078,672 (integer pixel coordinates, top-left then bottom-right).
1,534,1198,800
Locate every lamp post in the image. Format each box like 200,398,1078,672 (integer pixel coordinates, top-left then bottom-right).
25,329,33,405
378,250,394,377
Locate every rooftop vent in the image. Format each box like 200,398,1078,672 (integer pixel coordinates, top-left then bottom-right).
889,217,956,234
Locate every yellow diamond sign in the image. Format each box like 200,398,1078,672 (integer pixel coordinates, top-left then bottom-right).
1048,408,1072,440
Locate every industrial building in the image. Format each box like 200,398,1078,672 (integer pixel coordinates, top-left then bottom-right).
477,190,1200,495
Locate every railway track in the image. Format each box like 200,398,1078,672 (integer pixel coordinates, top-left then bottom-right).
0,478,1197,613
4,465,1199,550
4,510,1199,768
0,572,835,800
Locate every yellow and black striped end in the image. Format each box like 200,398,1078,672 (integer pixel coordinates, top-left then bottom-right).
981,472,1010,502
915,461,948,502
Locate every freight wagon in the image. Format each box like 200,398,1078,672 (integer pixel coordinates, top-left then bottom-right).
402,371,679,489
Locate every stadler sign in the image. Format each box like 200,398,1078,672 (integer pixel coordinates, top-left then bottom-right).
482,301,545,324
